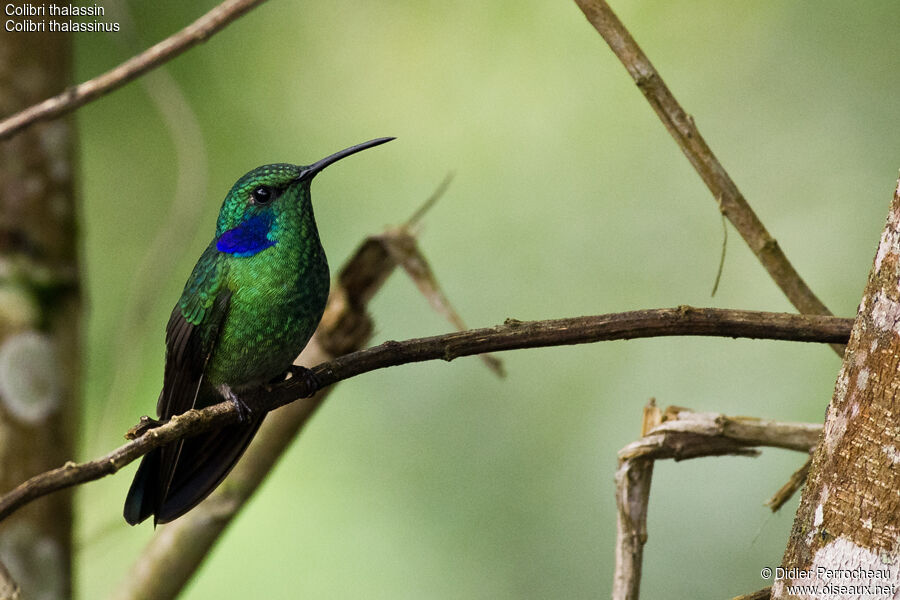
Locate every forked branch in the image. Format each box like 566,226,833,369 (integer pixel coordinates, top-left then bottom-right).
614,404,820,600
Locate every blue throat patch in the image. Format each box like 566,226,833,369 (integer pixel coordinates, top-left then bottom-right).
216,214,276,257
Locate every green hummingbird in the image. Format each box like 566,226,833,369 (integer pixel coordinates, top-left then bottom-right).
124,137,394,525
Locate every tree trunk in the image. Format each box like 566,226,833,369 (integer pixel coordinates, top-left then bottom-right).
0,28,80,600
774,181,900,598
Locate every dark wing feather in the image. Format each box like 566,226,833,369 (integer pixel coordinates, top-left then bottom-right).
154,289,232,510
158,288,231,419
158,241,231,419
124,242,233,525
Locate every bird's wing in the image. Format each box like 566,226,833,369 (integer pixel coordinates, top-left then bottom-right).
156,242,232,507
158,241,231,420
125,241,234,526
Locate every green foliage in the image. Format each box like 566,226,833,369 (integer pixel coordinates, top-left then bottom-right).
74,0,900,598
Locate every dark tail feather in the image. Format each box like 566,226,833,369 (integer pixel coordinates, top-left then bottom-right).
123,449,161,525
123,416,265,525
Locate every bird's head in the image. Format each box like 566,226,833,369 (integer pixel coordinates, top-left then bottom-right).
214,138,394,256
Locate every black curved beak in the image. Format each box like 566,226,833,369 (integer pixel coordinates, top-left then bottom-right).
296,137,395,182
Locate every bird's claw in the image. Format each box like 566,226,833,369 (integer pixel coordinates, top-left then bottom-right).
218,384,253,423
287,365,320,398
125,415,164,440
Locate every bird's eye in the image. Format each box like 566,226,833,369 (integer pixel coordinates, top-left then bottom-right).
251,186,274,204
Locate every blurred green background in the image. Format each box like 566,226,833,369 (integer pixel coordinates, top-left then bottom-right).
70,0,900,598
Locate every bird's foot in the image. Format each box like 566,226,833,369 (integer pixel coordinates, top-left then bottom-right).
218,383,253,423
125,415,164,440
286,365,320,398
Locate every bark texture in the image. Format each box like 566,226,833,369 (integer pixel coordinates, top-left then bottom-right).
0,28,79,600
774,181,900,598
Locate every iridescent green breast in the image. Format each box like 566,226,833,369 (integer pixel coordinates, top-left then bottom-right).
204,237,329,387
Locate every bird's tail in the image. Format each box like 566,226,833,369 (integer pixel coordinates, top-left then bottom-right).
123,446,160,525
123,416,265,525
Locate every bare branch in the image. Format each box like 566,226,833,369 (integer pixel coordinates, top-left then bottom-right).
0,0,269,141
614,456,653,600
731,589,771,600
573,0,846,538
613,406,820,600
765,455,813,512
0,307,849,524
378,227,504,376
405,172,454,228
311,307,849,388
572,0,843,355
0,559,20,600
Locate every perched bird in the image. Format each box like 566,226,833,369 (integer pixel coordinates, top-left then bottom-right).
124,137,394,525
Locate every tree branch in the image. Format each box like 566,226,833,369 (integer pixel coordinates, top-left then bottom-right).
0,558,20,600
765,455,813,512
0,0,269,141
0,307,851,523
572,1,845,553
573,0,843,355
614,404,820,600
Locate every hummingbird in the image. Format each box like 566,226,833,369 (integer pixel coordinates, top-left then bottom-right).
124,137,394,525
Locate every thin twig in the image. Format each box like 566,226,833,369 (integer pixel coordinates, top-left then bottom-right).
406,172,455,228
731,588,771,600
572,0,843,356
380,176,504,376
378,227,504,376
712,210,728,296
0,559,19,600
613,407,820,600
0,307,850,523
617,409,821,461
573,1,842,527
765,455,813,512
0,0,269,141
